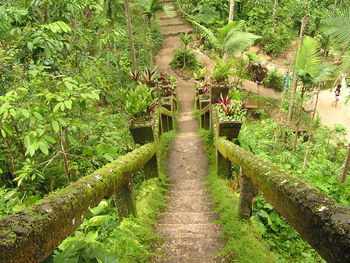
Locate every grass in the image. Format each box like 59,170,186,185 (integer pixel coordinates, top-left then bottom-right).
199,129,279,263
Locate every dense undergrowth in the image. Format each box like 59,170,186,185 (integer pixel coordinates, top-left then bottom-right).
0,0,163,218
44,131,176,263
177,0,350,56
199,129,279,263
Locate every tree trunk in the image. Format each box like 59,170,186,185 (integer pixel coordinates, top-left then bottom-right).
302,89,320,169
338,145,350,183
287,16,308,126
271,0,278,33
124,0,137,70
228,0,235,23
148,18,153,67
292,85,306,154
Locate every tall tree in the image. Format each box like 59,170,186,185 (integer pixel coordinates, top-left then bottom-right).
228,0,235,23
291,37,331,153
124,0,137,70
136,0,164,66
339,145,350,183
287,15,308,126
271,0,278,33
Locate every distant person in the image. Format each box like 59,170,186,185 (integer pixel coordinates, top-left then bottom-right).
331,84,341,107
283,71,292,91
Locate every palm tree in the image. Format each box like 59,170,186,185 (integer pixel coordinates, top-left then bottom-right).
292,36,333,153
322,9,350,50
136,0,164,65
191,20,260,58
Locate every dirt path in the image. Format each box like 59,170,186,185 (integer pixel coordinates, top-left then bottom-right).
154,2,225,262
249,45,350,141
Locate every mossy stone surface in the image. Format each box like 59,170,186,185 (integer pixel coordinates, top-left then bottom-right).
217,137,350,263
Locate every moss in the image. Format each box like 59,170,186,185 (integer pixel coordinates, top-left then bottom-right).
0,143,156,263
216,137,350,263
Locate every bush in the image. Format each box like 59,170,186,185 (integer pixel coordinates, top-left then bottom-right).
262,69,284,91
170,49,200,70
125,84,154,118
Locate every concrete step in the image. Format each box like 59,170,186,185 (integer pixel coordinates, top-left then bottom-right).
157,223,221,239
160,17,185,27
154,256,226,263
158,212,219,224
165,195,215,213
168,178,208,191
160,25,193,36
158,11,179,20
156,237,223,258
167,189,210,198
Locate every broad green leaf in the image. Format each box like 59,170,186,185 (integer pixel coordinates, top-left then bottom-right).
34,112,43,120
84,231,98,243
44,135,56,143
21,109,30,118
27,42,34,51
89,200,109,215
24,136,30,148
87,215,110,227
52,121,59,133
38,141,49,155
58,118,67,126
1,129,6,138
64,100,72,110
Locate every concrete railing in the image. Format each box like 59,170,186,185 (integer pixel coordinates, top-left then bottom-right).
0,98,178,263
216,138,350,263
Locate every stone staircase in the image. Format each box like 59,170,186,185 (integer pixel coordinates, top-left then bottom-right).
154,2,225,262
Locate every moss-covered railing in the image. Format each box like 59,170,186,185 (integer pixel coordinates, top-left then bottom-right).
216,137,350,263
0,99,177,263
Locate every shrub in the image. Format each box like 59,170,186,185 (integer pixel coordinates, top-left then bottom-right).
125,84,154,118
262,69,284,91
170,49,200,70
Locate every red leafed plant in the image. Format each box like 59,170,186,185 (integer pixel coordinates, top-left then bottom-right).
129,70,141,84
143,68,158,88
147,103,158,116
217,95,233,116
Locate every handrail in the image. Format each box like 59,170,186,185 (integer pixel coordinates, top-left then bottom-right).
200,104,210,114
217,137,350,263
0,143,156,263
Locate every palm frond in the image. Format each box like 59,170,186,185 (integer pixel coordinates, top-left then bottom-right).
296,36,322,79
313,62,336,83
190,20,221,52
217,21,245,41
224,31,260,55
322,9,350,49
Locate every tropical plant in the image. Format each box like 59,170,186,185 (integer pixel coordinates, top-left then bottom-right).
125,84,154,119
211,56,235,84
263,69,284,91
136,0,164,64
191,20,260,58
216,94,246,121
322,9,350,50
170,49,200,70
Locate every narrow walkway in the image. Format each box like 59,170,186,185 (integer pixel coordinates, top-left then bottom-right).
154,1,225,262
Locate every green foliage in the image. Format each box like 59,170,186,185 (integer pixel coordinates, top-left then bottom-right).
191,20,260,58
211,56,235,83
47,131,175,262
125,84,154,118
199,129,279,263
239,118,348,261
170,49,200,70
262,69,284,91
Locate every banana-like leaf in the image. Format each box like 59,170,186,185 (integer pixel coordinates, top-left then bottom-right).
322,9,350,49
296,36,322,79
